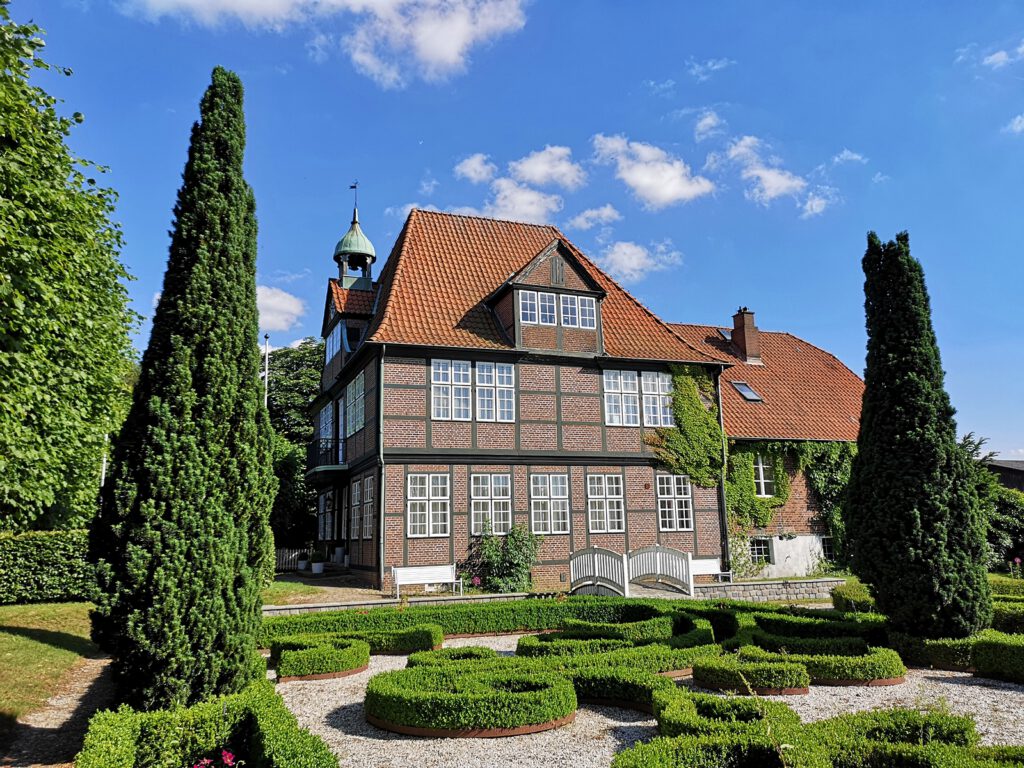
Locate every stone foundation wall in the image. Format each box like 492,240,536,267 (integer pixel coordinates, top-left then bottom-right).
692,577,844,602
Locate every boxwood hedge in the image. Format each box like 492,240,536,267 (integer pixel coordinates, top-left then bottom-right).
737,645,906,683
515,633,633,657
76,680,336,768
692,656,810,693
0,530,95,604
989,574,1024,597
269,635,370,679
364,667,577,731
972,630,1024,684
992,599,1024,634
830,581,876,613
562,613,674,643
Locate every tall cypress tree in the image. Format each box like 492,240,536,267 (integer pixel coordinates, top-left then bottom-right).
89,67,275,709
846,232,990,639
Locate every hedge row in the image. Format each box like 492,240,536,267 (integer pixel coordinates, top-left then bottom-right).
973,630,1024,684
515,634,633,657
692,656,810,692
830,581,876,613
753,611,888,644
269,635,371,679
562,613,674,643
992,599,1024,634
0,530,94,604
989,574,1024,597
750,630,868,657
737,646,907,683
364,667,577,731
76,680,336,768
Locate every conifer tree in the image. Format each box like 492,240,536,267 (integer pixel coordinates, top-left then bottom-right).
846,232,990,638
89,67,275,708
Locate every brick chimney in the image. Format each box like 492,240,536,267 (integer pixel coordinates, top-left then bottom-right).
732,307,762,364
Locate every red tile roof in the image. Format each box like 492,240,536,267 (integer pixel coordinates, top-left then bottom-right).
366,210,723,363
669,323,864,442
328,279,375,316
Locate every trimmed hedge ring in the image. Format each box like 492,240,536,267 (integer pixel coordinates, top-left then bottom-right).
269,635,371,682
365,667,577,737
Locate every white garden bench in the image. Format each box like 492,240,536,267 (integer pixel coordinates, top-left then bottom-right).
392,564,463,598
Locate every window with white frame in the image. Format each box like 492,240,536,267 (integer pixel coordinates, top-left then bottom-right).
579,296,597,329
318,404,332,441
539,292,557,325
325,323,342,363
471,474,512,535
560,294,579,327
350,480,361,540
334,397,344,462
476,362,515,422
587,474,625,533
753,454,776,497
530,474,569,534
362,477,374,539
749,537,773,564
407,473,450,537
603,370,640,426
431,360,471,421
642,371,675,427
345,371,365,436
520,290,538,324
657,475,693,531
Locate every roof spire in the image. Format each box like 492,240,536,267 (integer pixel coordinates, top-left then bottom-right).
350,180,359,223
334,181,376,282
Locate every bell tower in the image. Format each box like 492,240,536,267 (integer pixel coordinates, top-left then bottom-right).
333,182,376,289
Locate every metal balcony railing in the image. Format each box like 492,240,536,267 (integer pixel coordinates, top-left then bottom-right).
308,438,344,469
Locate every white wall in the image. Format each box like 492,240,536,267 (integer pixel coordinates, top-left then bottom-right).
755,534,828,579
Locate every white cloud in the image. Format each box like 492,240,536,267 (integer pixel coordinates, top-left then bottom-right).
508,145,586,190
871,171,891,184
800,186,838,219
592,133,714,209
832,148,868,165
269,267,311,284
642,78,676,97
1003,114,1024,134
694,109,725,142
566,204,622,231
384,201,440,217
686,57,735,82
419,175,439,196
454,152,497,184
726,135,807,205
983,50,1012,69
598,240,681,284
122,0,527,89
482,178,563,223
257,285,305,332
306,32,333,63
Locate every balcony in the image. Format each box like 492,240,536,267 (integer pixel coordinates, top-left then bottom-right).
307,439,346,483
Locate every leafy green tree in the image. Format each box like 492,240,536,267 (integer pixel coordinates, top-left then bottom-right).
270,432,316,547
0,7,136,531
846,232,990,638
960,434,1024,569
89,67,274,709
267,337,323,444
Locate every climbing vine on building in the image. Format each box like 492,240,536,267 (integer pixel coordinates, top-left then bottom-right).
646,365,724,488
725,442,792,528
793,441,857,556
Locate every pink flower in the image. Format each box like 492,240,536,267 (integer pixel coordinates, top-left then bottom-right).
221,751,236,766
472,576,481,587
1015,557,1022,564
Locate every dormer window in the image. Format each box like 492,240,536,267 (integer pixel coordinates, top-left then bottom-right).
520,291,538,324
325,323,342,363
520,290,596,330
579,297,597,329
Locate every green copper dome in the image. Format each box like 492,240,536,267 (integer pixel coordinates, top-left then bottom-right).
333,208,376,263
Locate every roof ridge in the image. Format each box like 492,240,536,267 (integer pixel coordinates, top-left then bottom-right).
774,331,863,381
555,232,729,365
413,207,561,232
365,209,416,342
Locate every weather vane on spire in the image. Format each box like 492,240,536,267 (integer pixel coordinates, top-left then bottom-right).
349,180,359,209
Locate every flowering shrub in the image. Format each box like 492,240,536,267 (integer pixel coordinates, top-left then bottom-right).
1009,557,1023,580
191,749,243,768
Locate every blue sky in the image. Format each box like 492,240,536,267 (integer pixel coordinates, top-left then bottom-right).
20,1,1024,456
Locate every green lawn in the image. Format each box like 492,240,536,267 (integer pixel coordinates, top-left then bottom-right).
262,577,325,605
0,601,96,748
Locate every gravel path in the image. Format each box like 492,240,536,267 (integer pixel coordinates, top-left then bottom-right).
280,636,1024,767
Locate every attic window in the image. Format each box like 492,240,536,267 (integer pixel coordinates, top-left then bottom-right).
719,328,732,342
732,381,762,401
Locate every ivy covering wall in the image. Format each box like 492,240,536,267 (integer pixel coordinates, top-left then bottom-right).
647,366,857,553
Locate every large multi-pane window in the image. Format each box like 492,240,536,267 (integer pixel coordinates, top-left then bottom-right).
603,370,640,426
325,323,342,363
530,474,570,534
318,404,332,441
407,474,450,537
587,474,625,533
753,454,776,497
345,371,365,436
433,360,515,423
520,290,596,329
642,372,675,427
657,475,693,531
471,474,512,535
749,537,773,564
362,477,374,539
431,360,471,421
350,480,362,540
476,362,515,422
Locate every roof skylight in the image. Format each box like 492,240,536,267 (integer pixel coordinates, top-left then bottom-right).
719,328,732,342
732,381,762,401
